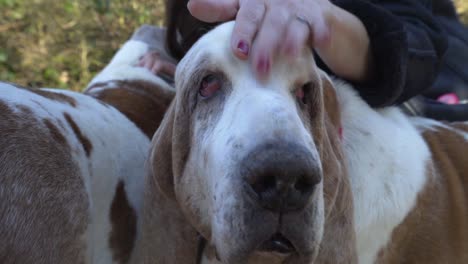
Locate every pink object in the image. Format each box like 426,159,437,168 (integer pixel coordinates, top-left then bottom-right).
437,93,460,105
295,87,304,100
237,40,249,56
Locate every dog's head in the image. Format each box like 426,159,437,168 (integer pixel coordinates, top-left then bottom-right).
149,22,354,263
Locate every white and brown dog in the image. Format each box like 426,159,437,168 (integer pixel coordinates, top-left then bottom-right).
0,26,174,264
133,22,468,264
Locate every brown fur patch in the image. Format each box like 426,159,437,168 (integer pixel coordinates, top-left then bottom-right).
6,81,78,108
129,96,201,263
16,105,33,115
0,99,88,263
378,124,468,263
86,80,174,139
313,76,357,263
7,82,77,107
451,121,468,133
0,100,11,113
43,118,68,147
322,79,341,130
109,181,137,264
29,89,77,107
63,113,93,156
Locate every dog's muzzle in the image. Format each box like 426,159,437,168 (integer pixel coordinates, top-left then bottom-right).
242,141,321,213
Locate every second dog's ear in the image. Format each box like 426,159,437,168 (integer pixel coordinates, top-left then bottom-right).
131,100,200,263
314,72,358,264
150,101,177,199
321,73,341,131
148,84,192,198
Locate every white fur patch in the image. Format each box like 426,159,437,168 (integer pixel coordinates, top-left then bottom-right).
333,80,430,264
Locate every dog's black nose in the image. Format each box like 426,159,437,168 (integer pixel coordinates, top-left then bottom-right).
243,142,321,212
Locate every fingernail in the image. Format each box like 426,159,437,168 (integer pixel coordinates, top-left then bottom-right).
257,55,270,76
237,40,249,56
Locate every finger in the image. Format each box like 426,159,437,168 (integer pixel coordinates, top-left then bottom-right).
143,58,155,71
153,61,177,77
137,54,150,67
142,51,161,69
251,5,290,79
151,61,174,76
307,6,331,48
230,0,265,60
187,0,239,23
280,18,310,59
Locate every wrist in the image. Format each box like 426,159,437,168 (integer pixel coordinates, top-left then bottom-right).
314,4,374,82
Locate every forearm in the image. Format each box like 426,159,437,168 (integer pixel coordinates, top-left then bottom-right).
315,5,373,82
319,0,447,107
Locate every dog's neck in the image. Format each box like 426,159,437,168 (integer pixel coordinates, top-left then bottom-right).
333,79,430,263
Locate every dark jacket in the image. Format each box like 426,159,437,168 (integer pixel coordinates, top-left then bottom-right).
323,0,449,107
166,0,467,112
429,1,468,100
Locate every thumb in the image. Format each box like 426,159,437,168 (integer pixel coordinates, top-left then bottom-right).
187,0,239,23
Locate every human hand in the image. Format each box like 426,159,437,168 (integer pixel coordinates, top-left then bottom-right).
187,0,335,80
138,51,177,83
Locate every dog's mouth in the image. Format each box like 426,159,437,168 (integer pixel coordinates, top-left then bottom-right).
257,233,296,256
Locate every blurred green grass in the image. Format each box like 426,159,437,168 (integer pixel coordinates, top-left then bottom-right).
0,0,164,91
0,0,467,91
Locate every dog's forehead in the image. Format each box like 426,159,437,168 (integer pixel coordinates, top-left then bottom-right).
176,22,318,88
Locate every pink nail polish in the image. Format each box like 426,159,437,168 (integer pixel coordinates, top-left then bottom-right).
237,40,249,56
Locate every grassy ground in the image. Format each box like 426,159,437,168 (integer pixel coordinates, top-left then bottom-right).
0,0,164,91
0,0,467,91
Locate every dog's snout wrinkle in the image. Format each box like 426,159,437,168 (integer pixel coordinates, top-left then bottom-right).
242,142,321,213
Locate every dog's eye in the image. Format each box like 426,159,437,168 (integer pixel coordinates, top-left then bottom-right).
295,82,312,105
199,74,221,98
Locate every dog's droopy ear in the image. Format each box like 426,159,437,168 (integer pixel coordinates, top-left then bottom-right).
314,72,358,264
131,101,200,263
321,74,341,132
150,101,177,199
150,91,192,199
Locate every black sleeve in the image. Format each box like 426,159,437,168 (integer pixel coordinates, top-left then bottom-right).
318,0,448,107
